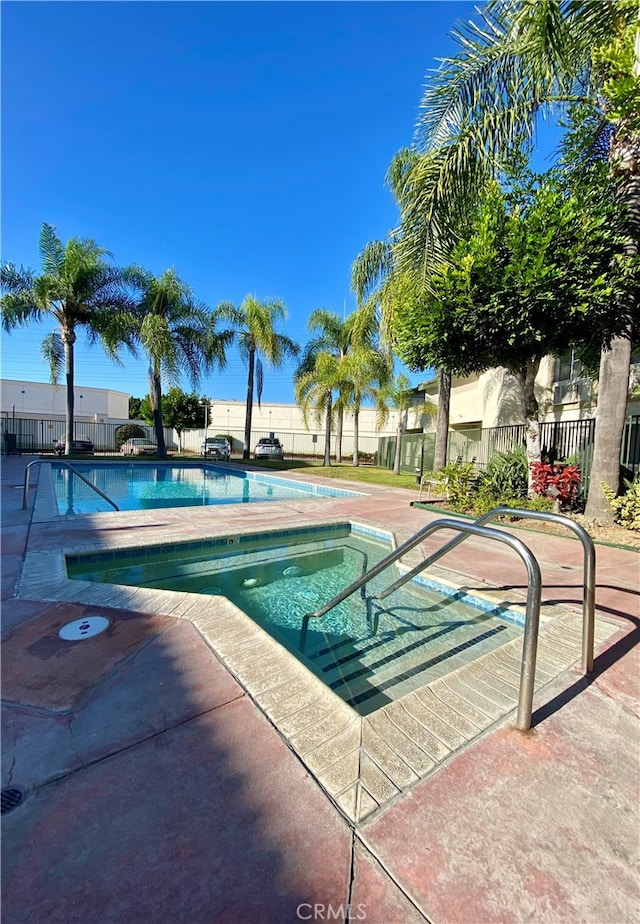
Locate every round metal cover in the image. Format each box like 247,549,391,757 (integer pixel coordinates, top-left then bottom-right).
58,616,111,641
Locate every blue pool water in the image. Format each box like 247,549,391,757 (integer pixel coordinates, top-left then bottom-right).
52,462,359,514
66,522,522,713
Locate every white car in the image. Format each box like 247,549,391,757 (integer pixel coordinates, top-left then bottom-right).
201,437,231,460
254,437,284,460
121,438,158,456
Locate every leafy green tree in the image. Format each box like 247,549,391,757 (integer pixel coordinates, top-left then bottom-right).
218,296,299,459
162,388,210,451
130,268,232,457
1,223,136,455
395,168,632,484
129,396,143,419
396,0,640,521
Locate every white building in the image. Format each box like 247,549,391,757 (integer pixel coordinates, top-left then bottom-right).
1,380,405,457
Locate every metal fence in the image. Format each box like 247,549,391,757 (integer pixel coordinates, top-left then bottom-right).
378,415,640,494
0,417,381,461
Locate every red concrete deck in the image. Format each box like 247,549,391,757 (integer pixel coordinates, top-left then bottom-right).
2,454,638,923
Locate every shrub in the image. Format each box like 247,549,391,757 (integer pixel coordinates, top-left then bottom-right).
470,491,554,518
601,476,640,530
438,462,480,511
482,446,528,499
115,423,146,450
530,461,581,506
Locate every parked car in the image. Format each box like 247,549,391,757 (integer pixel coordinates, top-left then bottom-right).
121,438,158,456
201,436,231,460
254,436,284,460
53,439,94,455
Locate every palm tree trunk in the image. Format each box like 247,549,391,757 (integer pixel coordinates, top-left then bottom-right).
148,364,166,457
433,369,451,470
393,412,405,476
352,405,360,465
63,327,76,456
243,346,255,460
323,393,332,466
336,405,344,463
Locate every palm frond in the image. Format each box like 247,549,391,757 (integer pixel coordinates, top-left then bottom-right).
38,224,65,276
256,358,264,408
40,331,64,384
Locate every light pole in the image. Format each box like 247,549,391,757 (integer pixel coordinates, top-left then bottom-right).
201,400,209,439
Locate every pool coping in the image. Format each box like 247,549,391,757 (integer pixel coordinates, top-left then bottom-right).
20,464,621,823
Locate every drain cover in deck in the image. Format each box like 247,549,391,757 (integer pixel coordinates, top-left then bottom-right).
1,788,25,814
58,616,111,641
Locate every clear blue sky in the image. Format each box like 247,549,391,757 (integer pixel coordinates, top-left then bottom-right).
3,1,485,403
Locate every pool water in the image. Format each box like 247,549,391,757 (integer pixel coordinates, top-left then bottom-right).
52,462,358,514
66,523,522,714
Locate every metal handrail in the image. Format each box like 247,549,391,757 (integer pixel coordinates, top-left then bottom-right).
379,507,595,675
299,517,542,731
22,459,119,511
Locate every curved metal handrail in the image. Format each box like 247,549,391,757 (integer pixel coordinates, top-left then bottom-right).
379,507,595,674
23,459,119,511
299,517,542,731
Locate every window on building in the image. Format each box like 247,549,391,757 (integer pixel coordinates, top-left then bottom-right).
554,347,584,383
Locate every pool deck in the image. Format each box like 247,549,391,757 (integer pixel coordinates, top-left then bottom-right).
2,455,639,923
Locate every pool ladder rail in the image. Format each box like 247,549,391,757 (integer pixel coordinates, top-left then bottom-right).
22,459,120,512
298,508,596,733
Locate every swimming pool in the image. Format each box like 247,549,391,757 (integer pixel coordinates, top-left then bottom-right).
66,522,522,714
52,462,360,514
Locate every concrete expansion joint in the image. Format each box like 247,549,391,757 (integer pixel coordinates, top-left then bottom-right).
354,834,434,923
593,677,640,719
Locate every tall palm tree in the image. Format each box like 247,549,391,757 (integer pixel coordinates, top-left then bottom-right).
295,349,342,467
341,346,391,465
377,373,415,475
397,0,640,521
132,268,232,457
297,309,358,463
0,223,137,455
351,237,452,470
218,295,299,459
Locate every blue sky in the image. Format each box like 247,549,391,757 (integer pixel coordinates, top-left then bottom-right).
4,1,486,403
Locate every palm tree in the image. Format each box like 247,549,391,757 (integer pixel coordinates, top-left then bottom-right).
297,309,359,463
351,238,452,470
341,346,391,465
0,223,137,455
377,373,414,475
218,296,299,459
396,0,640,522
295,349,342,467
132,268,232,457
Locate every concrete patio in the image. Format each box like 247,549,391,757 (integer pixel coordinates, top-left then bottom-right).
2,454,638,923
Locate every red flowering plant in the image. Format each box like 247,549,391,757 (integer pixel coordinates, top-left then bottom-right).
530,461,581,506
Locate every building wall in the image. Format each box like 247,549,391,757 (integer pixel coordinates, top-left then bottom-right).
1,380,402,455
1,380,130,421
416,357,630,430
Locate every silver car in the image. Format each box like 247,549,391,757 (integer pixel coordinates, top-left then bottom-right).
254,437,284,460
201,437,231,460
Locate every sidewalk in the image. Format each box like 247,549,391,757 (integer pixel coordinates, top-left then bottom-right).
2,454,638,923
